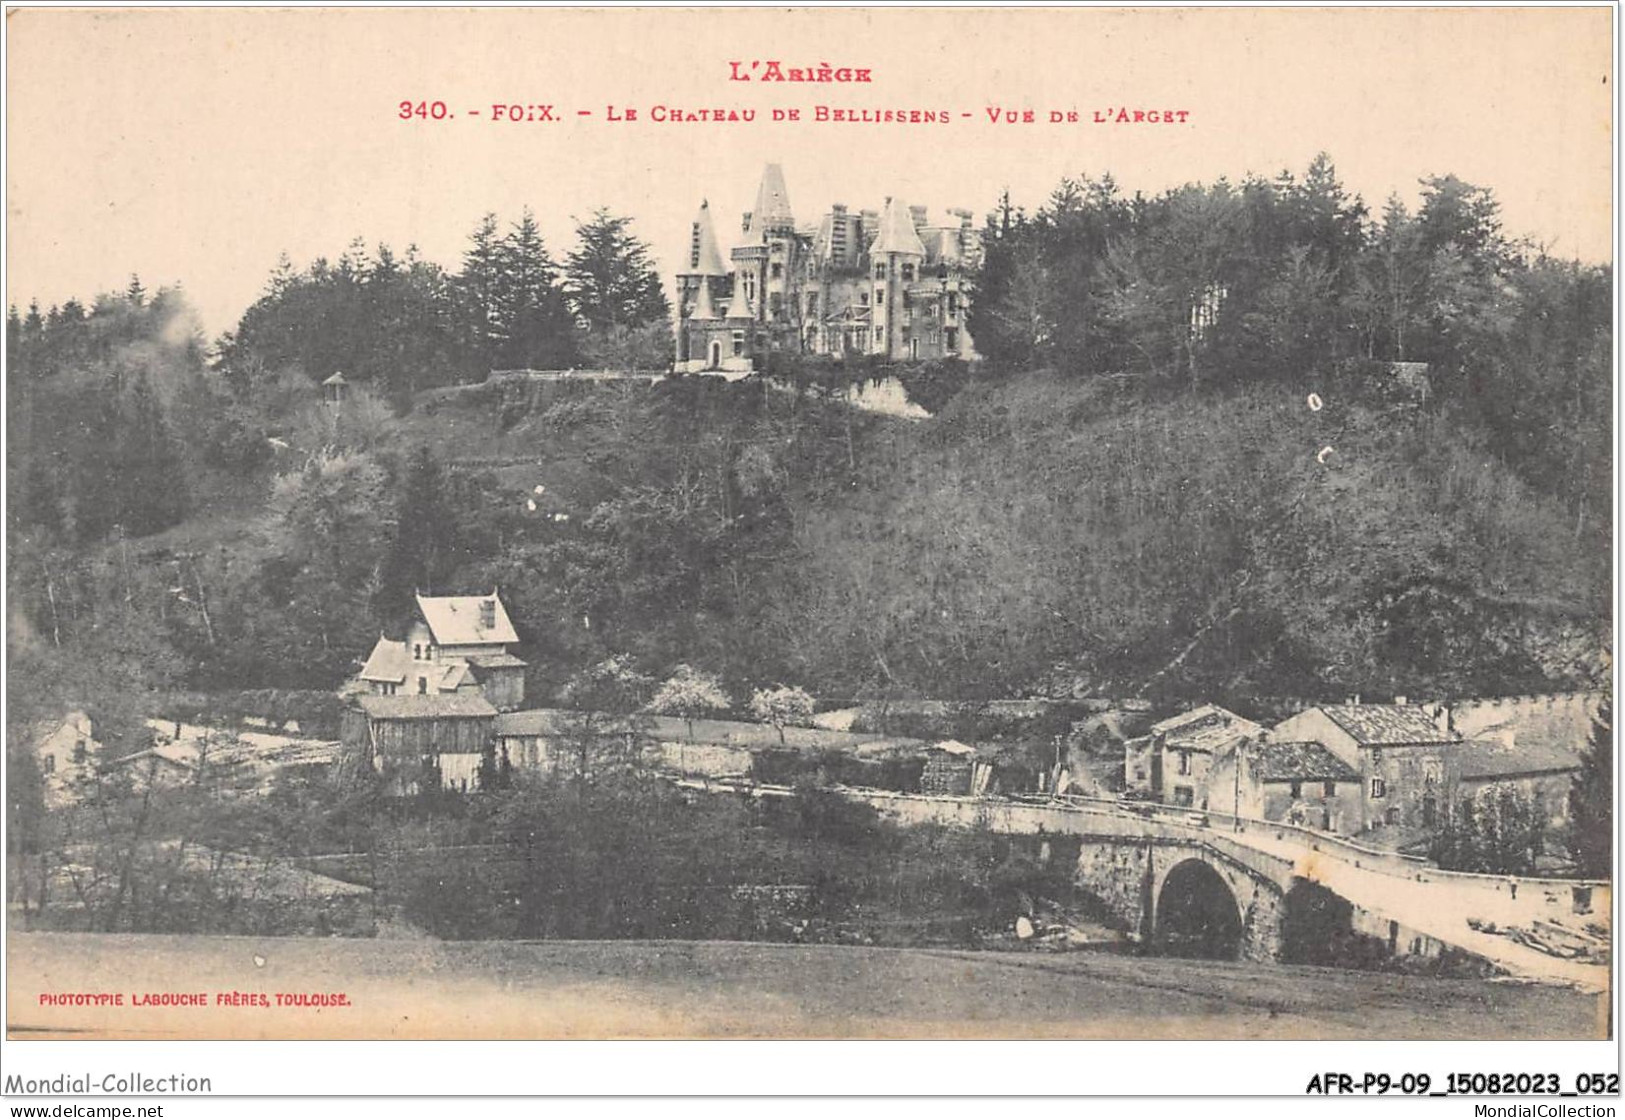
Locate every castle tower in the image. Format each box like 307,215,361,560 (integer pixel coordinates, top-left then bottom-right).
733,164,798,331
676,200,728,367
870,197,927,359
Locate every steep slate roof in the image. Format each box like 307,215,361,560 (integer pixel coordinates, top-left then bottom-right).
356,694,497,720
1152,704,1263,754
1322,704,1453,745
359,637,411,683
746,163,794,237
415,592,519,647
685,200,728,276
1459,736,1582,780
1252,741,1361,782
871,197,927,257
723,279,753,320
689,276,720,320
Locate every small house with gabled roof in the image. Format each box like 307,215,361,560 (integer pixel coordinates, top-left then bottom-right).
1270,702,1460,833
1123,703,1263,808
1208,735,1363,833
355,591,526,711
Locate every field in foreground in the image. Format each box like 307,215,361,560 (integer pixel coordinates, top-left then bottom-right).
6,932,1608,1041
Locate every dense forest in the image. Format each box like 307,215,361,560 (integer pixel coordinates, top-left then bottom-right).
5,157,1612,763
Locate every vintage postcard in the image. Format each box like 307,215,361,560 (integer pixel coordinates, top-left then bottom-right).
2,2,1616,1095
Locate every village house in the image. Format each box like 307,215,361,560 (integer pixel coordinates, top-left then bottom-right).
1269,702,1459,834
30,711,100,807
1206,735,1363,833
356,591,526,711
1122,704,1264,808
674,164,981,374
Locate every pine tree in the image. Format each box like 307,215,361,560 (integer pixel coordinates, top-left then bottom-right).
457,213,504,375
1569,700,1612,878
377,446,457,619
564,209,671,337
495,210,576,369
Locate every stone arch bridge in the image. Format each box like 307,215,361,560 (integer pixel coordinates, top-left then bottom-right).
845,791,1465,967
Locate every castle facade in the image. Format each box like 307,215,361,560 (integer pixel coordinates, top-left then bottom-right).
675,164,981,375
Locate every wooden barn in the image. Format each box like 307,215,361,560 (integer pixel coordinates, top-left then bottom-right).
342,693,498,794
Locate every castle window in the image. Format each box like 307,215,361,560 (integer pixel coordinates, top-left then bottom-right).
1370,777,1387,799
859,291,869,306
1323,781,1337,797
947,293,960,314
874,264,886,280
1290,781,1302,799
42,754,55,774
946,328,959,351
73,741,87,764
731,330,745,357
418,677,428,695
901,263,915,281
770,263,782,278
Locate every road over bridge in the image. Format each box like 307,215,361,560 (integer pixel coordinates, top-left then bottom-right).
679,780,1609,989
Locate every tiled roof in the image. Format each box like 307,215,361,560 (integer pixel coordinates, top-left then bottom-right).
1322,704,1453,745
359,637,410,683
1252,740,1360,782
1152,704,1263,753
356,694,497,720
416,593,519,647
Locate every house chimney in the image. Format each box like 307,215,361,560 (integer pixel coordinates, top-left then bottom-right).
1394,695,1407,706
480,599,496,631
1436,705,1454,737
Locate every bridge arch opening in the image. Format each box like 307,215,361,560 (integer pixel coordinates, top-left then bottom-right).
1155,859,1243,960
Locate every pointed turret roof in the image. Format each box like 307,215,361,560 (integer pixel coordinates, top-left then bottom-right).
690,276,719,320
684,200,727,276
871,197,927,257
746,163,794,239
723,276,753,319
